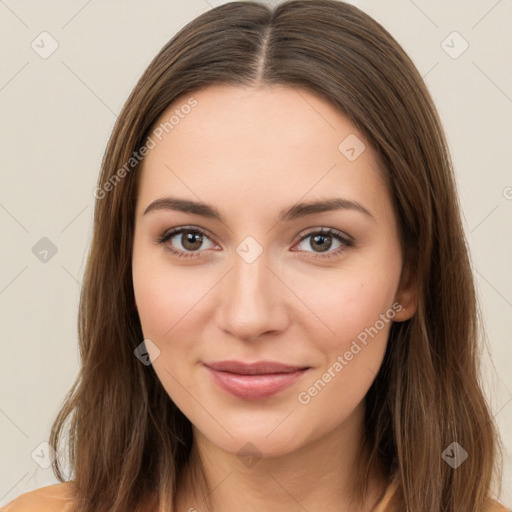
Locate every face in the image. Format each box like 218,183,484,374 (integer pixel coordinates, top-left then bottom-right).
132,84,416,459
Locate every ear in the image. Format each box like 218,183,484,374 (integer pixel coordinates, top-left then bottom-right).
393,262,418,322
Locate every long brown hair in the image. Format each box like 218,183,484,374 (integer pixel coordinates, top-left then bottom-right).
49,1,503,510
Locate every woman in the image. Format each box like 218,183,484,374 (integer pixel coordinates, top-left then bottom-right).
3,1,507,511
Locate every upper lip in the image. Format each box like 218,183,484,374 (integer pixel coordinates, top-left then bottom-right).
204,360,309,375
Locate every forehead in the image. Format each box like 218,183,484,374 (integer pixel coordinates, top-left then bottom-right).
147,84,365,155
137,84,389,221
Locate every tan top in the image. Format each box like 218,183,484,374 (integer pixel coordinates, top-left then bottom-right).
372,473,509,512
1,477,509,511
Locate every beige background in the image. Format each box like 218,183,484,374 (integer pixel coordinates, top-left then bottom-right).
0,0,511,507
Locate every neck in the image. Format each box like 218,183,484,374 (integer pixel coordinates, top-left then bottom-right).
174,402,388,512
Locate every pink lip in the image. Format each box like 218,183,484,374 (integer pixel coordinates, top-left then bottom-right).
203,360,310,400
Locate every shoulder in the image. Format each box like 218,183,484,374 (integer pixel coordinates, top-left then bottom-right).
484,497,510,512
375,473,510,512
1,482,75,512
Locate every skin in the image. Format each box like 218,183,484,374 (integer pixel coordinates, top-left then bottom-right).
132,84,417,512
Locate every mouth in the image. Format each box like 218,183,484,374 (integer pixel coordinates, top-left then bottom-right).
203,360,310,400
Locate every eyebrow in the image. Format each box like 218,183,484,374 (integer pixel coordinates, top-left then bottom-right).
143,196,374,222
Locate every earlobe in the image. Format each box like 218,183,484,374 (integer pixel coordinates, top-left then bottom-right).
393,290,417,322
393,265,418,322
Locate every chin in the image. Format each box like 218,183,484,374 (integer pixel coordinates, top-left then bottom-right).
195,420,309,461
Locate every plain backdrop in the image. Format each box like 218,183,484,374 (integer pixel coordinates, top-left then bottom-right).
1,0,511,507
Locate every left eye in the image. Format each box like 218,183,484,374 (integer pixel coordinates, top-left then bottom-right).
292,228,352,258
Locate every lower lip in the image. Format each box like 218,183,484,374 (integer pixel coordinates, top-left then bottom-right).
205,366,309,400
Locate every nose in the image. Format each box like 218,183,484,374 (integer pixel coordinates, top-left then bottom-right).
214,248,290,342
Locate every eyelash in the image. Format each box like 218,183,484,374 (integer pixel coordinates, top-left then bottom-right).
154,226,353,260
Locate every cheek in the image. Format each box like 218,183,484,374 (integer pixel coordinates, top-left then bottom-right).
132,249,207,405
134,274,188,339
132,242,216,340
290,264,399,355
294,274,397,421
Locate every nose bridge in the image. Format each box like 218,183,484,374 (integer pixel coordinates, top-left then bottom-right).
231,246,271,300
215,241,286,340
